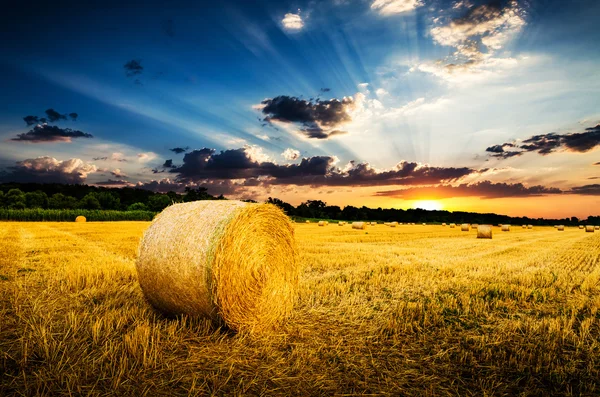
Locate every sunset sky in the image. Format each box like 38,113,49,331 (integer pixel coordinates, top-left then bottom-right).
1,0,599,218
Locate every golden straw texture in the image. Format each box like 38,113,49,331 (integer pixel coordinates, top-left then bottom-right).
502,225,511,232
136,200,298,332
558,225,565,231
585,226,594,233
352,222,367,230
75,216,86,222
461,224,469,232
477,225,492,239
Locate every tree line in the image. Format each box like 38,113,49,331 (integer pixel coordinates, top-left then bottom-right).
0,183,597,225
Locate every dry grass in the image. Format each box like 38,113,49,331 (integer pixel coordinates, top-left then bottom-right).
1,222,600,395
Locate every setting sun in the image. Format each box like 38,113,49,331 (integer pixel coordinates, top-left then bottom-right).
413,200,443,211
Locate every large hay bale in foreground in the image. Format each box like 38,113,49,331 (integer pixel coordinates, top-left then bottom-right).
477,225,492,239
557,225,565,231
352,222,367,230
318,221,327,226
461,224,469,231
502,225,511,232
136,200,298,332
586,225,594,233
75,216,86,222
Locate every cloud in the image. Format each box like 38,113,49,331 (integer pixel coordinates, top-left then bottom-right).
594,162,600,166
137,152,158,162
282,13,304,30
11,124,93,143
487,124,600,159
570,184,600,195
371,0,423,15
419,1,526,82
162,159,176,168
23,109,78,126
169,147,189,154
0,157,97,184
282,148,301,161
136,178,188,193
124,59,143,77
94,179,134,187
320,88,331,92
170,146,479,187
110,168,127,178
259,95,355,139
374,181,563,199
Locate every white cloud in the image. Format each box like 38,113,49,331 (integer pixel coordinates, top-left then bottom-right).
282,148,301,161
137,152,158,163
371,0,423,15
111,168,127,178
244,145,271,163
282,13,304,31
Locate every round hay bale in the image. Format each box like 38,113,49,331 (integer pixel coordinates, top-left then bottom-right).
557,225,565,231
371,222,377,226
585,225,594,233
502,225,510,232
579,225,584,230
471,224,478,229
477,225,492,239
75,215,86,222
305,220,310,224
389,222,398,228
522,225,527,229
338,222,345,226
352,222,367,230
461,224,469,232
595,226,599,230
449,223,456,228
136,200,298,332
442,223,446,226
422,223,426,226
318,221,326,226
527,225,533,229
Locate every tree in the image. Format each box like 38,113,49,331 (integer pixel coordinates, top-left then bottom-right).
127,202,148,211
79,193,101,210
148,194,171,211
184,187,213,202
267,197,294,214
96,192,120,210
6,189,26,209
25,191,49,209
49,193,78,209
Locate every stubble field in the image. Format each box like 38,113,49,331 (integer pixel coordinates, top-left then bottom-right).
1,222,599,396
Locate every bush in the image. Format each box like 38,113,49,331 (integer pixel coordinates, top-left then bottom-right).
0,209,156,222
127,202,148,211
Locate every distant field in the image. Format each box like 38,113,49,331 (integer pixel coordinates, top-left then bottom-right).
1,222,599,395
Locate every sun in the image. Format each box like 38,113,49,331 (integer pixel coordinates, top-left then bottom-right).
413,200,443,211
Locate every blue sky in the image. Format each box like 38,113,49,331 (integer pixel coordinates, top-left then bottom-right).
1,0,599,217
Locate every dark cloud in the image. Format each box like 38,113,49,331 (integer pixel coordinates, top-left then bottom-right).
374,181,563,200
170,147,479,187
69,113,78,121
594,162,600,165
95,179,133,187
169,147,189,154
488,125,600,159
570,184,600,195
23,115,41,126
93,157,108,161
124,59,143,77
320,88,331,92
136,178,187,193
260,95,355,139
11,124,93,143
0,157,97,184
45,108,67,122
162,159,175,168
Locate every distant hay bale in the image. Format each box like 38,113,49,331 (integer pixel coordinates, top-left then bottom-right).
471,224,478,229
477,225,492,239
449,223,456,228
389,221,398,227
585,225,594,233
579,225,584,229
136,200,298,332
522,225,527,229
596,226,600,230
422,223,426,226
318,221,327,226
527,225,533,229
352,222,367,230
461,224,469,231
502,225,510,232
75,216,86,223
305,220,310,224
338,222,346,226
557,225,564,231
371,222,377,226
442,223,446,226
554,225,558,228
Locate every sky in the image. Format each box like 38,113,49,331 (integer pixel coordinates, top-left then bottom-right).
0,0,599,218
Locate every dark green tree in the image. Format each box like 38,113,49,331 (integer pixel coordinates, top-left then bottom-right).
6,189,26,209
96,192,121,210
25,191,49,209
79,193,101,210
148,194,171,211
127,202,148,211
49,193,78,209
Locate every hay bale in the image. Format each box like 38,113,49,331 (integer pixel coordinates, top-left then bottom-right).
352,222,367,230
75,215,86,222
595,226,599,230
502,225,510,232
557,225,564,231
422,223,426,226
461,224,469,231
477,225,492,239
579,225,584,229
522,225,527,229
136,200,298,332
471,224,478,229
449,223,456,228
305,220,310,224
371,222,377,226
585,225,594,233
338,222,345,226
527,225,533,229
318,221,327,226
389,221,398,228
442,223,446,226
